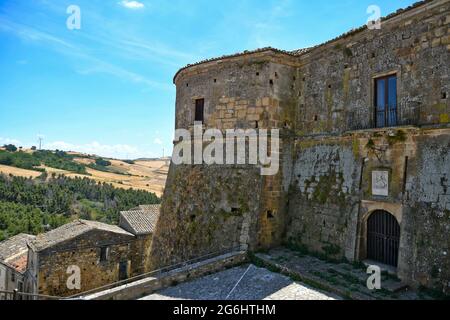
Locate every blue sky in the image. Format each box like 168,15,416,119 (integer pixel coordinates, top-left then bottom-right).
0,0,417,159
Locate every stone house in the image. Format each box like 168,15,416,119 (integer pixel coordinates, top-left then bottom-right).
25,204,160,298
150,0,450,293
119,204,160,275
26,220,136,297
0,234,35,299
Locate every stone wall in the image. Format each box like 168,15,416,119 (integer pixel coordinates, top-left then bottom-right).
33,230,147,297
401,130,450,290
285,127,450,292
286,137,361,261
130,235,153,275
150,164,262,268
174,52,298,131
295,0,450,134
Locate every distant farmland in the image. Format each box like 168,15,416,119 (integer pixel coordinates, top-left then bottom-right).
0,150,169,197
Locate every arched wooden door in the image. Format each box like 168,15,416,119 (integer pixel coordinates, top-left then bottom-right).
367,210,400,267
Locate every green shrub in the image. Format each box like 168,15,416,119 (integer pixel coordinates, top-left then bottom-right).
95,158,112,167
0,153,13,165
3,144,17,152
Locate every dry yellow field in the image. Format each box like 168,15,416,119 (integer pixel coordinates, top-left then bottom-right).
0,165,42,178
0,158,169,197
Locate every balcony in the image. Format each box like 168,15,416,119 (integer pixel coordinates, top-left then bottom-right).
347,104,420,131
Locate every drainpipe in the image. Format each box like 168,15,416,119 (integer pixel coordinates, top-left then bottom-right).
354,157,368,262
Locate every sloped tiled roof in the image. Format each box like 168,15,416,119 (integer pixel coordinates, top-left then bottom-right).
135,204,161,213
0,233,35,274
30,220,133,252
120,205,161,236
7,254,28,273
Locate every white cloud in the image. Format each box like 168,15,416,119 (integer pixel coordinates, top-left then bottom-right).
0,137,22,146
120,1,145,10
0,135,170,159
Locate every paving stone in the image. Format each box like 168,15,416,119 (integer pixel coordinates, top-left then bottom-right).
140,264,340,300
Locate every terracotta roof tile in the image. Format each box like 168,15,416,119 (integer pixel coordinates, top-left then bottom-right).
7,254,28,273
0,233,35,273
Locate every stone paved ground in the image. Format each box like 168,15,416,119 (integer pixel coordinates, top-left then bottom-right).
140,264,341,300
254,247,437,300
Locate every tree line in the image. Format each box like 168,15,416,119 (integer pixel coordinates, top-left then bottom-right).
0,146,128,176
0,173,160,241
0,149,87,174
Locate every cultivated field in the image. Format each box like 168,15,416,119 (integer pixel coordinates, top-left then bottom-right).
0,164,42,178
0,157,169,197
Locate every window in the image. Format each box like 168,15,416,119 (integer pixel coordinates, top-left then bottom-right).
11,272,15,282
195,98,204,123
375,75,397,128
100,246,109,262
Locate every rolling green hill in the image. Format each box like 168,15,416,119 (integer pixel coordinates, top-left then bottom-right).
0,149,87,174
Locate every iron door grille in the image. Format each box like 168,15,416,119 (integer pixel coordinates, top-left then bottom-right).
367,210,400,267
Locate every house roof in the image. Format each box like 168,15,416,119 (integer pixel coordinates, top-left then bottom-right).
0,234,35,274
30,220,133,252
119,204,161,236
7,254,29,274
134,204,161,213
173,0,435,82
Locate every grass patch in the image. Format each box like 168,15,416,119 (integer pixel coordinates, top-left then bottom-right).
387,130,407,146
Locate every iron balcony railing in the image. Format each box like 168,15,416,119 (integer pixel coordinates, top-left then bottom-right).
375,105,399,128
348,104,420,131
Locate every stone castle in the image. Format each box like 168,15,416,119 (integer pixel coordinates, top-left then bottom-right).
149,0,450,293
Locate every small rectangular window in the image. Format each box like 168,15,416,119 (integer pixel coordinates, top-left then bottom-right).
195,99,205,123
100,246,109,262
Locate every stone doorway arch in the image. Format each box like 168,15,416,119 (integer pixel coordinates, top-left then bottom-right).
356,201,403,269
366,210,400,267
